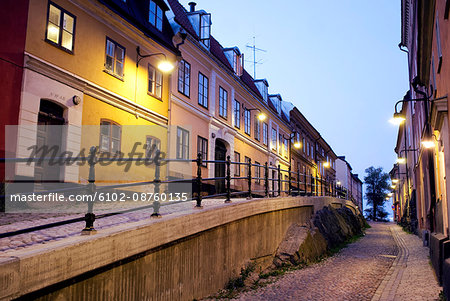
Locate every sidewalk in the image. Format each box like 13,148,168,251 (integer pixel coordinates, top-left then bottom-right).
372,224,442,301
234,222,442,301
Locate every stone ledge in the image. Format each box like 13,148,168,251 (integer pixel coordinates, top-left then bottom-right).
0,196,356,300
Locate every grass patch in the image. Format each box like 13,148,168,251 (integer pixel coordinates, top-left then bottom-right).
439,290,447,301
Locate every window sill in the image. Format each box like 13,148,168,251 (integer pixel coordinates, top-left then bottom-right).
45,39,74,55
103,69,124,81
147,91,163,101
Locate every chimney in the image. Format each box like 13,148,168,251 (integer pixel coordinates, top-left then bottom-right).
188,2,196,12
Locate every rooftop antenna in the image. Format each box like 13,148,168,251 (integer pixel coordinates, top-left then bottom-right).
246,36,267,78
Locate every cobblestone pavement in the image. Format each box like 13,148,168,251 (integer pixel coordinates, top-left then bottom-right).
234,222,442,301
0,198,249,253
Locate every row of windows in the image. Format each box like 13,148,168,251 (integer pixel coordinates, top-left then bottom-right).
46,3,163,99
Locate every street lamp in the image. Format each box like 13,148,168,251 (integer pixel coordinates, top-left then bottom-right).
136,46,175,72
396,157,406,164
243,106,267,122
392,178,399,184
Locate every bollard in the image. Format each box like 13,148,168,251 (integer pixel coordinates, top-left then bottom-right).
225,155,231,203
82,146,97,234
195,153,203,208
264,162,269,197
151,151,162,218
278,165,281,197
247,158,252,199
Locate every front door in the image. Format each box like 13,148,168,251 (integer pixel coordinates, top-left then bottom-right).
34,100,65,189
214,140,226,194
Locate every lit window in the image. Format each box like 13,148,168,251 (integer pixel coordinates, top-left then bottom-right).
244,109,251,135
145,136,161,159
178,60,190,97
176,127,189,159
233,100,240,128
263,123,268,145
219,87,228,118
100,120,121,154
198,72,208,108
271,128,277,150
148,64,162,98
105,38,125,78
149,0,163,31
46,3,76,52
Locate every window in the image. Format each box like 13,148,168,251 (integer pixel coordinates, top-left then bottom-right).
311,145,314,158
284,138,288,158
307,142,310,156
176,127,189,159
198,72,208,108
100,120,121,154
178,60,190,97
199,13,211,47
244,109,251,135
244,156,251,177
105,38,125,78
149,0,163,31
302,138,305,153
263,123,268,145
278,134,282,154
271,128,277,150
46,3,76,52
234,151,240,176
254,118,260,141
197,136,208,164
436,14,443,73
233,100,240,128
219,87,228,118
255,161,261,184
145,136,161,159
148,64,162,98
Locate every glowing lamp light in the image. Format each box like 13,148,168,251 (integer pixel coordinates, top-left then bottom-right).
258,113,267,121
157,60,175,72
392,179,399,184
389,112,406,125
396,157,406,164
323,161,330,168
421,140,435,149
391,184,396,189
388,193,393,197
293,142,301,149
336,181,341,186
386,196,390,200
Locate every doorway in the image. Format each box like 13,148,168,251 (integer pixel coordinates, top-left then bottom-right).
34,100,65,189
214,139,227,194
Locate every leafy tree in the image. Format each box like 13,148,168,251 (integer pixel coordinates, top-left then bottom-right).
364,166,390,221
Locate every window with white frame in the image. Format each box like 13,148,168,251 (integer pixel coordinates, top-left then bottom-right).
199,13,211,47
148,64,162,98
100,120,121,154
149,0,163,31
284,138,288,158
145,136,161,159
176,127,189,159
254,118,260,141
255,161,261,184
197,136,208,163
271,128,277,150
219,87,228,118
105,38,125,78
198,72,208,108
46,3,76,52
234,151,240,176
178,60,190,97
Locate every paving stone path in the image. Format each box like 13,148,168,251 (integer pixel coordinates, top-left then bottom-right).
234,222,442,301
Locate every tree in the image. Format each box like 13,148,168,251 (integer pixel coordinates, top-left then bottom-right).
364,166,390,221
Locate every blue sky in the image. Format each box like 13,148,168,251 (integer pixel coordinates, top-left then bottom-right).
180,0,408,212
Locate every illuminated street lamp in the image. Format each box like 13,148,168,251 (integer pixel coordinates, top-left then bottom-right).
323,161,330,168
392,178,399,184
391,184,396,189
136,46,175,72
396,157,406,164
389,112,406,125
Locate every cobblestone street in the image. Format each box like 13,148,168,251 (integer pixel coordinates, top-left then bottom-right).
234,222,442,301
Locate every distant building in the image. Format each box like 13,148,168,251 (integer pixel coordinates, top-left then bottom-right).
336,156,363,210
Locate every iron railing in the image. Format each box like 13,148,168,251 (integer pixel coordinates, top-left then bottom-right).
0,147,354,237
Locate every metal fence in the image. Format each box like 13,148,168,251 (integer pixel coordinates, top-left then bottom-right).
0,146,354,238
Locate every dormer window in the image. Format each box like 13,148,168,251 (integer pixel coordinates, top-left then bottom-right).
224,47,242,75
199,13,211,47
254,79,269,102
149,0,163,31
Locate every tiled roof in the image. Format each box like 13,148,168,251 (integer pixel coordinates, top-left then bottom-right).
166,0,197,38
240,70,263,99
210,36,233,70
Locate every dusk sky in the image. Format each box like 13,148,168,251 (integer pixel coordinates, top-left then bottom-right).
180,0,408,208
